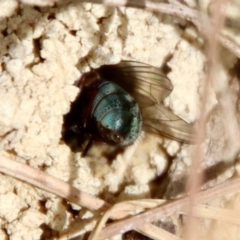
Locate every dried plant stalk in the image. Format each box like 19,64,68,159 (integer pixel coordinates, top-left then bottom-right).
184,0,227,239
2,153,240,239
0,155,110,212
96,177,240,239
181,205,240,226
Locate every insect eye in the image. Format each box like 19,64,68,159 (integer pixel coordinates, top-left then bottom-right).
111,133,124,144
97,122,125,144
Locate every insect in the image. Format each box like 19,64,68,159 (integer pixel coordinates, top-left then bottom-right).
62,61,193,155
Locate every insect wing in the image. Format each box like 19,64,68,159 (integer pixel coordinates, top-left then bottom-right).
142,104,194,143
97,61,173,108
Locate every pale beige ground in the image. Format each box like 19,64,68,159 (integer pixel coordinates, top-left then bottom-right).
0,0,239,239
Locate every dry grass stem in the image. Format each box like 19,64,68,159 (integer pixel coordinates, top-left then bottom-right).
18,0,57,6
89,199,166,240
0,154,178,239
184,0,227,239
97,177,240,239
181,205,240,226
2,152,240,239
0,155,110,212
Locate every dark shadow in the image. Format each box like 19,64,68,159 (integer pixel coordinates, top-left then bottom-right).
40,223,59,240
123,219,176,240
154,159,236,199
125,0,146,8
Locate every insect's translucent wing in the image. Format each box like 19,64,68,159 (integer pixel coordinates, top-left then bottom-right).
114,61,173,96
142,104,194,143
97,61,173,107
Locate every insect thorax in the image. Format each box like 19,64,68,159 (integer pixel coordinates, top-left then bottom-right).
91,81,142,146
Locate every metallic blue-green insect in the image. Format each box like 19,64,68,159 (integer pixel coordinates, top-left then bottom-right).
62,61,193,154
